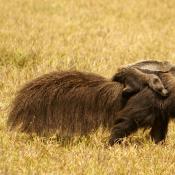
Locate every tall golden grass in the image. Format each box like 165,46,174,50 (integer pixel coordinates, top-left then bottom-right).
1,0,175,174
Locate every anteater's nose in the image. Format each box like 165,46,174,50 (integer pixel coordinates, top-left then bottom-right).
161,89,169,97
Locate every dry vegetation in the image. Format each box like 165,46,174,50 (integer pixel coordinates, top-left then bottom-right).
1,0,175,174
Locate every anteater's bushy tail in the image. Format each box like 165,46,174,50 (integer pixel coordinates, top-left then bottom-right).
7,82,48,135
7,72,63,135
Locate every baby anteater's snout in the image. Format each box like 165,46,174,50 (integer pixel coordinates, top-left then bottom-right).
160,88,169,97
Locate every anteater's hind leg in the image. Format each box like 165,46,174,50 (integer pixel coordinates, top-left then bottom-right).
150,111,169,143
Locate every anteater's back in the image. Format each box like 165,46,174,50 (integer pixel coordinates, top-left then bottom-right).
7,71,123,136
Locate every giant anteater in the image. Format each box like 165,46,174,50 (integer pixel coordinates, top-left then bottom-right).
109,60,175,146
7,65,167,137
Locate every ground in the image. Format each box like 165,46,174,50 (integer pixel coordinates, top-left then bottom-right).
1,0,175,174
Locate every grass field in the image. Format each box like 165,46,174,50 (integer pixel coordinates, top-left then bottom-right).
1,0,175,174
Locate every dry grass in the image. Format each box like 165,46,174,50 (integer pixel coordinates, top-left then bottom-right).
1,0,175,174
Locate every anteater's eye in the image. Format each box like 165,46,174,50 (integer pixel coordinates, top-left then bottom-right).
153,78,159,84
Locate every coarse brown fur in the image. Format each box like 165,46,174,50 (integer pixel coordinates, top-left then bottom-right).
109,61,175,146
7,71,125,136
7,68,167,137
